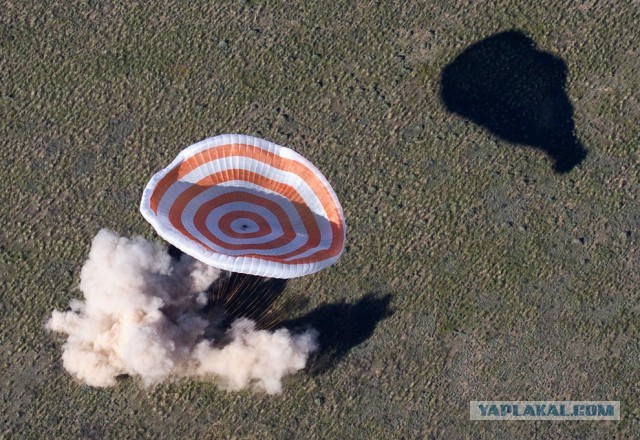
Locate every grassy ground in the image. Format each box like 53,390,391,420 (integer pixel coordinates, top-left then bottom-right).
2,1,639,438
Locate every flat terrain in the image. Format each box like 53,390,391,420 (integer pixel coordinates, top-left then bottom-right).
1,1,639,438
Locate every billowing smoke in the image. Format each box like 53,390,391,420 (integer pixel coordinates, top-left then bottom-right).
47,229,317,394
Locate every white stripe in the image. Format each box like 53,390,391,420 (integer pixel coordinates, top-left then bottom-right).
145,134,343,230
205,203,286,246
205,204,284,246
180,184,311,257
158,171,333,259
185,186,289,246
178,156,329,220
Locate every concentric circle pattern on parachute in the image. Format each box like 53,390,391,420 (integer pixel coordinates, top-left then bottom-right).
140,134,346,278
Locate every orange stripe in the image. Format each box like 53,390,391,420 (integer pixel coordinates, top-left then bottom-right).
168,172,329,262
150,143,340,225
149,144,345,263
193,191,297,250
218,210,272,239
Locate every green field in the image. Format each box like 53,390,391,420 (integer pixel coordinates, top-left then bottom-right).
2,1,639,438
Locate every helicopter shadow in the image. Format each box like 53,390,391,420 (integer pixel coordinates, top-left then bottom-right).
440,30,586,173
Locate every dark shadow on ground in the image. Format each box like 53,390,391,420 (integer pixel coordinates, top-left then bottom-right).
279,293,393,375
440,30,586,173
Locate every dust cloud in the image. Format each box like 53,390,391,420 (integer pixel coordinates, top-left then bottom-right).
47,229,317,394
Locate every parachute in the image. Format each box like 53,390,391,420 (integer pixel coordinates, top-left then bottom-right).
140,134,346,278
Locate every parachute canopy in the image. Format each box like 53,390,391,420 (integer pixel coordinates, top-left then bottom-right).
140,134,346,278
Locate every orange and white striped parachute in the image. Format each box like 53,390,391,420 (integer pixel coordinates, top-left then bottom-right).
140,134,346,278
